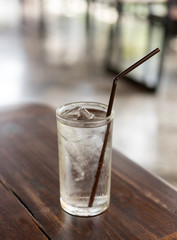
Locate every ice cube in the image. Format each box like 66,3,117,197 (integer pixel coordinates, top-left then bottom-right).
61,106,94,120
61,107,80,120
77,107,94,120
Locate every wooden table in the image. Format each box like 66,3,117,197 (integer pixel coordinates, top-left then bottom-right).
0,104,177,240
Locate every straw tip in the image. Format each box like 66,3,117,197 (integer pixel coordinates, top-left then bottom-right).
155,47,160,53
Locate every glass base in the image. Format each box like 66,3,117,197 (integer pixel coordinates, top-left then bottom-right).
60,197,109,217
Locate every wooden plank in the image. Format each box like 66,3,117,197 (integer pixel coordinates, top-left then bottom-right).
0,104,177,240
112,150,177,211
0,178,48,240
0,104,52,122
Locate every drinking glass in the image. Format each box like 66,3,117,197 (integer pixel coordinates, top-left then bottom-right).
56,102,113,216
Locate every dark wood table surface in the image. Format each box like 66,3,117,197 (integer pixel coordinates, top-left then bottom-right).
0,104,177,240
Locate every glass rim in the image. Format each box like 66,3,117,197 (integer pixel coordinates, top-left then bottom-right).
56,101,114,128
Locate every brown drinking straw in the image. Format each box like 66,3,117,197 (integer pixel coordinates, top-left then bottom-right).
88,48,160,207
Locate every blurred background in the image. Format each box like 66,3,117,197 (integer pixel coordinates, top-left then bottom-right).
0,0,177,187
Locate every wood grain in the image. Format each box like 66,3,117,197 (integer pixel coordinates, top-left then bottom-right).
0,104,177,240
0,178,48,240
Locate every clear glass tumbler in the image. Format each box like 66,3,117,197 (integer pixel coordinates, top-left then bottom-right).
56,102,113,216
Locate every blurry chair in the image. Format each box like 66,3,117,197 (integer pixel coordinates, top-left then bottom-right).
105,1,170,91
166,0,177,39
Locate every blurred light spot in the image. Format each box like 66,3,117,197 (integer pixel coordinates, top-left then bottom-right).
0,60,24,105
46,0,87,17
149,4,167,17
90,3,118,24
0,0,20,27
